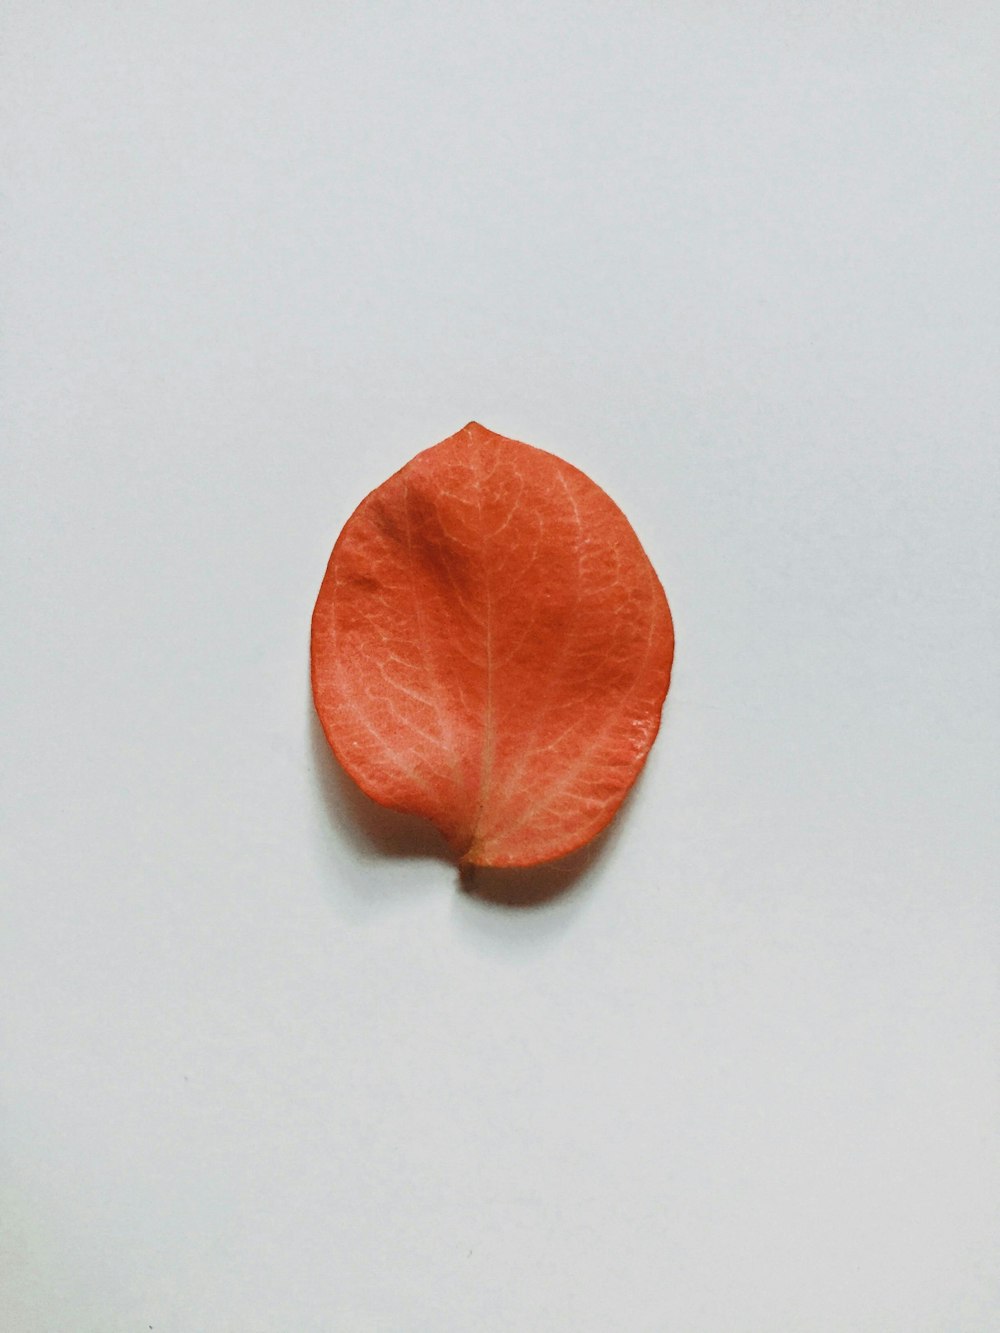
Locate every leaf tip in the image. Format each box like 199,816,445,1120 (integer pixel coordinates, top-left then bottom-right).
461,420,490,439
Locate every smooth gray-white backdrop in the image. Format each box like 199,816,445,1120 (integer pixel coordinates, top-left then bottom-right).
3,4,998,1329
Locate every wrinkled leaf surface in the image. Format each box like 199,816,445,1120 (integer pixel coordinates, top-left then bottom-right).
311,423,674,867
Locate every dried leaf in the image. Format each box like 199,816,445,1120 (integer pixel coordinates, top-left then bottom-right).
311,422,674,868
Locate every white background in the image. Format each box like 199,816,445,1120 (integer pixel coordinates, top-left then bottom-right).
3,3,998,1329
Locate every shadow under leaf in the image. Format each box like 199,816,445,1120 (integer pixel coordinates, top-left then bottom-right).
458,815,623,907
311,707,452,864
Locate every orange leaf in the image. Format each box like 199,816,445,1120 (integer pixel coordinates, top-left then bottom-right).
311,423,674,868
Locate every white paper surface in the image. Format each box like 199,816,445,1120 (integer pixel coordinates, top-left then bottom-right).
3,4,998,1329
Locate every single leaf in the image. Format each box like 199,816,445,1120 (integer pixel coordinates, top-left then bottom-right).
311,422,674,868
